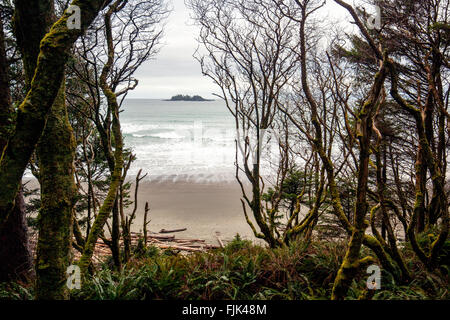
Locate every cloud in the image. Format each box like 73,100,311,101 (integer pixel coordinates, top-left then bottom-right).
126,0,358,99
127,0,216,99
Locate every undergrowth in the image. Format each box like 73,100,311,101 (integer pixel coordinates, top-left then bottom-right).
1,235,448,300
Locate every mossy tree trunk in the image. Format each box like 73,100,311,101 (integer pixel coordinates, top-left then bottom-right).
0,0,112,230
12,0,79,299
374,142,412,282
78,0,125,276
389,62,449,271
36,81,77,299
331,57,388,300
78,93,123,276
295,1,402,289
0,9,34,283
333,0,449,278
290,4,399,289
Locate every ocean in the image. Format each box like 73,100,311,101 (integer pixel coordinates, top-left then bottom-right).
121,99,237,183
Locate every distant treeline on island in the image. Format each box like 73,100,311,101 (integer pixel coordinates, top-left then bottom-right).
165,94,214,101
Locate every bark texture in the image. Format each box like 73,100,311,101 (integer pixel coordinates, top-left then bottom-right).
36,81,77,299
331,57,388,300
12,0,78,299
0,0,112,229
0,188,34,282
0,9,34,283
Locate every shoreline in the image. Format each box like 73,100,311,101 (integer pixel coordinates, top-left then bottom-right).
24,178,261,246
128,180,259,245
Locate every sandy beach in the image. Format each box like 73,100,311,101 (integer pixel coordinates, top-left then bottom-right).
24,178,260,246
127,180,260,245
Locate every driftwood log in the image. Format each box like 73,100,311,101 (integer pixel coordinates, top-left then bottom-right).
156,244,203,252
215,231,224,248
149,234,176,241
159,228,187,234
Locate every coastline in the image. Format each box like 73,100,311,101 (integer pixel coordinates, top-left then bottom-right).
24,177,261,246
128,179,260,245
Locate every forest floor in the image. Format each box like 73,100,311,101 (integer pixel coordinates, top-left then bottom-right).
6,233,449,300
29,229,223,266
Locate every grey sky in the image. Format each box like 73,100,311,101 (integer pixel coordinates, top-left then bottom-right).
127,0,358,99
127,0,211,99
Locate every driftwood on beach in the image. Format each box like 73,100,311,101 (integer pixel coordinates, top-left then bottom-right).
215,231,225,248
123,230,221,254
146,234,176,241
159,228,188,234
29,226,222,266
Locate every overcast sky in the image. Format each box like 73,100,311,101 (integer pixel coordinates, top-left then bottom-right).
127,0,358,99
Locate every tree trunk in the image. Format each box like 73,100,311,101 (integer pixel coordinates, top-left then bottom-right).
0,10,34,283
111,200,122,269
0,187,34,282
0,0,112,229
11,0,86,299
332,59,388,300
0,13,13,150
78,1,125,275
36,81,77,299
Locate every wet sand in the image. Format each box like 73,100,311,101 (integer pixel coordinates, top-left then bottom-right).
24,177,408,248
127,180,260,245
24,177,262,246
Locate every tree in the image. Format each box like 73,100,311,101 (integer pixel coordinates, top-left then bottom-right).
189,0,325,247
0,0,113,298
0,0,113,228
12,0,78,299
275,0,418,298
71,0,168,274
0,5,34,282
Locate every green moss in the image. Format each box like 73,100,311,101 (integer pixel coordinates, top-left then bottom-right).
35,81,77,300
79,75,124,276
0,0,112,229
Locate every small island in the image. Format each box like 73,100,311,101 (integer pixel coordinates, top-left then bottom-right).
165,94,214,102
